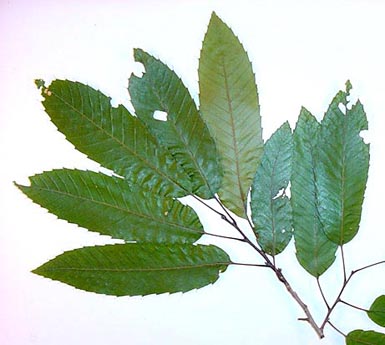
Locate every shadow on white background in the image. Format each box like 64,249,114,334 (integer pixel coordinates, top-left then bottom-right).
1,0,385,344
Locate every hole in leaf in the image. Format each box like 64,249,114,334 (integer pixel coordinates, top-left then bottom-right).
360,130,370,144
132,62,145,78
153,110,168,122
338,103,346,114
273,188,285,200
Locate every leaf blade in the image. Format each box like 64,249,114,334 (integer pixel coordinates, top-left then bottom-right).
317,85,369,245
199,12,263,217
292,108,337,276
37,79,191,197
251,122,293,256
129,49,221,199
346,330,385,345
368,295,385,327
33,243,231,296
17,169,203,243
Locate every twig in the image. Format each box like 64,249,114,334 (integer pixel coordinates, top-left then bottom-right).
341,245,347,283
340,299,368,313
317,277,330,310
231,262,270,268
327,321,346,338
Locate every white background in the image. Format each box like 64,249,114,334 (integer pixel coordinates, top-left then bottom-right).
1,0,385,344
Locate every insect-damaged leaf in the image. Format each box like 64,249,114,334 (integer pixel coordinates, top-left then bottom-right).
129,49,221,199
251,122,293,256
368,295,385,327
346,330,385,345
199,12,263,217
33,243,231,296
316,82,369,245
292,108,337,277
36,79,191,197
16,169,203,243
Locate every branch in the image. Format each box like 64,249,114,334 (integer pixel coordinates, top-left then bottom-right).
275,268,324,338
320,259,385,332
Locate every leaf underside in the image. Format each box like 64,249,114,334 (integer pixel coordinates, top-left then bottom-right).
368,295,385,327
346,330,385,345
292,108,337,277
33,244,230,296
129,49,221,199
316,85,369,245
37,79,191,197
199,12,263,217
16,169,203,243
251,122,293,256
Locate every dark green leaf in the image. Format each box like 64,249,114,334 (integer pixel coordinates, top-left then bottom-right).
317,84,369,245
251,122,293,256
199,12,263,217
368,295,385,327
292,108,337,277
37,80,191,197
33,244,231,296
346,330,385,345
16,169,203,243
129,49,221,199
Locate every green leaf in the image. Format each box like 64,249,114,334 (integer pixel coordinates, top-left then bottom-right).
346,330,385,345
33,243,231,296
16,169,203,243
316,84,369,245
251,122,293,256
129,49,221,199
199,12,263,217
37,80,191,197
368,295,385,327
292,108,337,277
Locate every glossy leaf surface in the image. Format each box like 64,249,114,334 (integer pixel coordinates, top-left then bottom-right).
251,122,293,256
199,12,263,217
33,243,231,296
317,84,369,245
292,108,337,276
37,79,191,197
346,330,385,345
17,169,203,243
368,295,385,327
129,49,221,199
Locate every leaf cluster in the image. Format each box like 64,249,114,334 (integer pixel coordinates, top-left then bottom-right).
17,12,383,344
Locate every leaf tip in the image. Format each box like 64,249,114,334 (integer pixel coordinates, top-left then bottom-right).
345,79,353,94
35,79,45,89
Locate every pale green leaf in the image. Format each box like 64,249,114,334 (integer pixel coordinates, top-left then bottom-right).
251,122,293,256
33,244,231,296
368,295,385,327
129,49,221,199
199,12,263,217
37,79,191,197
292,108,337,277
317,84,369,245
346,330,385,345
16,169,203,243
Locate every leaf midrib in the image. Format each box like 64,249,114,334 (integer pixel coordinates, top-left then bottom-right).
30,184,203,236
221,56,245,208
40,262,231,273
